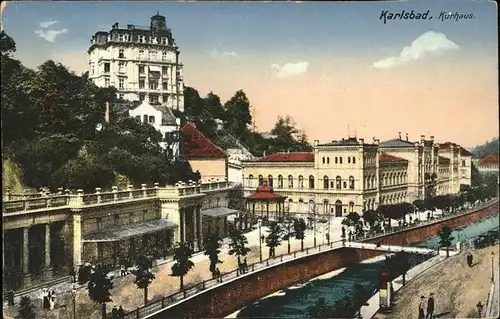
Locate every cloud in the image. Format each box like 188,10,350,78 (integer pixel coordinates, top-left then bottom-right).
373,31,460,69
35,28,68,43
210,47,240,60
39,20,58,28
271,61,310,78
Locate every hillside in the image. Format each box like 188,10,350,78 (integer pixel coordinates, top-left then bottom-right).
471,137,499,159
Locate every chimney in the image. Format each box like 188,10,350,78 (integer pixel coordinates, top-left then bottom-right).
406,133,409,141
374,139,380,145
398,132,402,139
359,138,364,144
105,102,110,123
373,137,376,143
430,135,435,142
420,135,425,143
313,140,319,146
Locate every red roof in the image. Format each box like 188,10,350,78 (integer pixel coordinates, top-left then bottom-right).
477,155,499,166
245,183,286,201
257,152,314,162
439,142,458,149
379,153,406,162
460,147,473,156
181,123,228,159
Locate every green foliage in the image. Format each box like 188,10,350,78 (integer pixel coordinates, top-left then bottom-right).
223,90,252,137
170,242,194,290
132,253,156,305
228,184,245,211
228,227,251,265
18,296,36,319
438,226,454,250
265,222,283,258
87,264,114,319
385,252,410,281
204,235,223,274
471,138,499,158
293,218,307,250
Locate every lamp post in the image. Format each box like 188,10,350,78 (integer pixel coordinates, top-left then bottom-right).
313,207,317,247
72,283,77,319
258,217,262,262
491,251,495,283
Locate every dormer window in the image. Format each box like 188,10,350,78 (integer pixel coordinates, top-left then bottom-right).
138,35,145,43
162,51,167,61
161,37,168,45
118,49,125,58
118,34,124,41
149,116,155,124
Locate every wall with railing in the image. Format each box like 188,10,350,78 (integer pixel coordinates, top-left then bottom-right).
2,180,234,215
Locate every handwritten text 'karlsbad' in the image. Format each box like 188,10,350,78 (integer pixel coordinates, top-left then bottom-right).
380,10,431,24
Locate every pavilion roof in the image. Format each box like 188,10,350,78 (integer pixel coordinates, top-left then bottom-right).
245,183,286,201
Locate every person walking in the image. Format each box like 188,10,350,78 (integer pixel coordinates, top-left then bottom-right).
426,293,435,319
467,253,474,267
261,234,265,243
112,305,118,319
117,305,125,319
418,295,426,319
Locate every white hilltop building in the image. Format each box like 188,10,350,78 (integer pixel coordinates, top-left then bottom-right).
88,12,184,153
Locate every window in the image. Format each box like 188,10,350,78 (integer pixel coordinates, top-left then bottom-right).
323,176,329,189
278,175,283,188
118,78,124,89
308,175,315,189
118,62,125,73
151,37,157,44
162,94,168,103
462,160,466,167
135,115,140,121
139,66,145,74
104,78,110,87
298,175,304,188
104,63,110,73
248,175,254,187
327,157,330,164
143,115,148,123
340,157,343,164
349,201,355,213
149,116,155,124
343,181,347,189
118,34,124,41
322,157,325,164
162,66,168,74
118,94,124,100
348,157,351,164
149,94,159,104
309,200,315,214
349,176,355,189
139,79,145,89
298,199,304,213
258,175,264,186
138,35,145,43
323,201,329,215
139,50,144,59
118,49,125,58
161,37,168,45
330,181,334,188
162,81,168,90
149,80,158,90
139,94,145,101
288,175,293,188
335,157,338,164
353,157,356,164
90,64,95,75
336,176,342,189
162,52,167,61
268,175,273,187
149,50,157,61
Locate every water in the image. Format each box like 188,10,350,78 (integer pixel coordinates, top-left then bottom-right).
232,212,499,318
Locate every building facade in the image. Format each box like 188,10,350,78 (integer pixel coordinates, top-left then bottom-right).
88,13,184,111
242,134,469,218
476,154,499,176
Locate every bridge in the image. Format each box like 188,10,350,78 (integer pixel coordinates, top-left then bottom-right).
2,180,237,291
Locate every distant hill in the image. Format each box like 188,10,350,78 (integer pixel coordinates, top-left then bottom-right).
471,138,499,159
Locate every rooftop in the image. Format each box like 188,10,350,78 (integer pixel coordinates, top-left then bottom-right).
379,138,415,148
477,154,499,166
319,137,373,146
256,152,314,162
245,182,286,201
379,153,407,162
181,123,228,159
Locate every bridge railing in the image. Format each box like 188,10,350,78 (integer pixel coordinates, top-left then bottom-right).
124,239,346,319
2,195,71,213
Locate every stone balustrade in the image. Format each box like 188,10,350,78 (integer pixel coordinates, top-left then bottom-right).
2,179,234,214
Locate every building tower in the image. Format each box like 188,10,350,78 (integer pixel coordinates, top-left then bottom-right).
87,13,184,112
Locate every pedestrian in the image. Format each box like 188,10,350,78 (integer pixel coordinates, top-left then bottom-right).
244,257,248,273
118,305,125,319
112,305,118,319
326,233,330,243
120,265,126,277
42,288,50,310
261,234,265,243
426,293,435,319
418,295,426,319
348,230,352,242
216,267,222,283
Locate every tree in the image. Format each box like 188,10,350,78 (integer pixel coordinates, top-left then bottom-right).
87,264,114,319
170,242,194,290
132,253,156,306
204,235,223,275
438,226,454,258
228,227,251,266
281,217,295,254
293,218,307,251
17,296,36,319
265,221,283,258
223,90,252,137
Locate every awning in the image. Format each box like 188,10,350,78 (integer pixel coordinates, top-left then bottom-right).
202,207,239,218
83,219,177,243
148,66,161,73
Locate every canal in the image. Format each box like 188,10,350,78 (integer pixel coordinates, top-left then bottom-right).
230,213,499,318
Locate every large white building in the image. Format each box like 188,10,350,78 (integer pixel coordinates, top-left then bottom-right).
88,13,184,111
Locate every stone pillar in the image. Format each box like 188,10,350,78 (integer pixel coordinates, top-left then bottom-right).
72,213,82,268
141,184,147,198
95,188,102,204
44,223,52,279
112,186,118,201
180,208,186,243
197,206,203,248
23,227,31,284
192,207,198,250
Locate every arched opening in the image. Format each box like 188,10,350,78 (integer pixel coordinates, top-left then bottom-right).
298,199,304,213
335,200,343,217
323,176,329,189
248,174,254,187
298,175,304,188
336,176,342,189
268,175,274,187
349,176,355,189
308,175,315,189
288,175,294,188
278,175,284,188
288,198,293,212
258,175,264,186
349,201,355,213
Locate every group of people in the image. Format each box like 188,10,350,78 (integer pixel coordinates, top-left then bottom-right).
111,305,125,318
238,257,248,274
418,293,435,319
41,288,57,311
213,267,223,283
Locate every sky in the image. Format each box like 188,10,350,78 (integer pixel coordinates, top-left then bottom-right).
1,1,498,149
